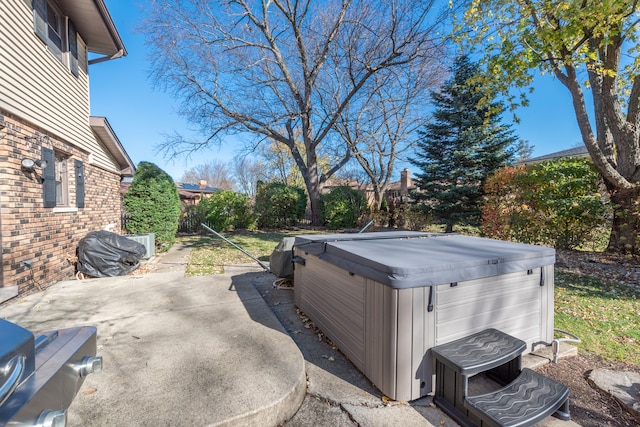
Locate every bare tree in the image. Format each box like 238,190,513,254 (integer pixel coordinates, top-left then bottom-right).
233,155,268,197
145,0,448,224
332,61,445,209
180,159,235,190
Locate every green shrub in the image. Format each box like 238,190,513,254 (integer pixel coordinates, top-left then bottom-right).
482,158,611,249
255,181,307,228
396,204,433,231
320,186,367,229
123,162,182,249
200,190,256,232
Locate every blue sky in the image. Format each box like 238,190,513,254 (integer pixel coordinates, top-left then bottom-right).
90,1,585,181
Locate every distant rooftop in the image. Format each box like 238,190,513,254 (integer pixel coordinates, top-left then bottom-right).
518,146,588,165
177,182,219,193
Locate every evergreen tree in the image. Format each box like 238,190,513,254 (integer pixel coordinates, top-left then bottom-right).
410,55,517,232
123,162,182,249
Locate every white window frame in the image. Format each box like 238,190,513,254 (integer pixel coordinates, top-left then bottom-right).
55,154,69,207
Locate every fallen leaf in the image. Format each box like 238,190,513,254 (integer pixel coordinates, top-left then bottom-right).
85,389,97,395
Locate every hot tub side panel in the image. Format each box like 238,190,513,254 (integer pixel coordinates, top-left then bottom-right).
364,279,398,399
294,248,435,402
434,266,555,350
365,282,435,401
293,247,367,370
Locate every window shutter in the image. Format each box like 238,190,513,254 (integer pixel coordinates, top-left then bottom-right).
75,160,85,208
42,147,56,208
68,21,78,76
78,35,87,74
33,0,47,43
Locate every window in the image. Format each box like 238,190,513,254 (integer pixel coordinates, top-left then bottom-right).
54,154,68,206
42,148,84,209
46,3,64,60
33,0,82,76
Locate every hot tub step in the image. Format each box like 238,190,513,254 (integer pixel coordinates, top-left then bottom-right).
464,368,570,427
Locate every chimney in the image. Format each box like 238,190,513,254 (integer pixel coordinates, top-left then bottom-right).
199,180,207,189
400,169,411,196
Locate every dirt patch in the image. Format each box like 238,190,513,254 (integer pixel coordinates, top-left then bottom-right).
538,353,640,427
555,249,640,290
540,250,640,427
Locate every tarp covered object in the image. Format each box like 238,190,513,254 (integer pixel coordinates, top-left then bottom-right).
269,237,295,279
77,230,146,277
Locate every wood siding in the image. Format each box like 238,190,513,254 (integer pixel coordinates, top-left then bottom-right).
0,0,121,173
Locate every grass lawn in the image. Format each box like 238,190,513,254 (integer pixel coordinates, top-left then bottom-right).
180,230,640,365
180,230,323,275
554,270,640,365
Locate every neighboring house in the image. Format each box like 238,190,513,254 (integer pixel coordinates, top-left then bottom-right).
517,146,589,165
322,168,417,206
176,181,219,205
0,0,134,302
384,168,416,201
321,178,365,194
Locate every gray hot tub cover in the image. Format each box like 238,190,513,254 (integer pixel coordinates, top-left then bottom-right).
294,232,555,289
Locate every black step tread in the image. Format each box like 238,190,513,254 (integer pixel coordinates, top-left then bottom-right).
431,328,526,375
464,368,569,427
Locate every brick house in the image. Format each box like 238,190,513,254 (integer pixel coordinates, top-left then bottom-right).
322,168,417,206
384,168,416,201
0,0,134,302
177,181,219,205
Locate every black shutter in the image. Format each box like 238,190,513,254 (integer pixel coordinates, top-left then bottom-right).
68,21,78,76
33,0,47,43
42,147,56,208
75,159,84,208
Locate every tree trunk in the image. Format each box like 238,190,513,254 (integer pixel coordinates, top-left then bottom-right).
444,221,453,233
303,143,323,226
606,185,640,254
308,187,322,226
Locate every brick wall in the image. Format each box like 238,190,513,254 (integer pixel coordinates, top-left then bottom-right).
1,111,123,298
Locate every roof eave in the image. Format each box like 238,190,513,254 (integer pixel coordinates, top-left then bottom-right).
90,116,136,177
60,0,127,60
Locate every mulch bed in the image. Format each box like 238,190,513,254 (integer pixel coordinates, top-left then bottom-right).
540,249,640,427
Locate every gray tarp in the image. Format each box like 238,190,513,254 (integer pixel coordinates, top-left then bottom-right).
269,237,296,279
294,232,555,289
77,230,146,278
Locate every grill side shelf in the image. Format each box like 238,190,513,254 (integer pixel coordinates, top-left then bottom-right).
0,326,99,427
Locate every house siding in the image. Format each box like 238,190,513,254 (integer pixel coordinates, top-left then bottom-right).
0,0,121,174
1,112,122,297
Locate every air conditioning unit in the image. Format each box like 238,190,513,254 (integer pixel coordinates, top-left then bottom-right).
124,233,155,259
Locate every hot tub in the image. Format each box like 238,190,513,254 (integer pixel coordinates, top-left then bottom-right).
293,232,555,401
